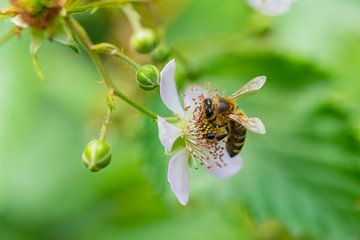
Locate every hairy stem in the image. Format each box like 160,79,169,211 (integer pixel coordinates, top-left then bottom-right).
66,16,157,120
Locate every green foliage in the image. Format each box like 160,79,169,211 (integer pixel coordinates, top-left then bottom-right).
207,53,360,240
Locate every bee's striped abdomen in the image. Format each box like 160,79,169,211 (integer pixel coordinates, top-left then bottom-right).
226,120,246,157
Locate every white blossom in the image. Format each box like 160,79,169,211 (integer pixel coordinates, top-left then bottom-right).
157,59,243,205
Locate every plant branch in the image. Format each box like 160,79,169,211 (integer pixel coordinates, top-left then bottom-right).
66,16,157,120
122,3,142,31
67,0,148,14
99,108,112,141
0,8,16,17
91,43,140,71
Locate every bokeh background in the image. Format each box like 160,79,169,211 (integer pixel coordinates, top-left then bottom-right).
1,0,360,239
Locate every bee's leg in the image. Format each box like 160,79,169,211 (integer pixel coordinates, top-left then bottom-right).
205,133,228,141
216,133,227,141
216,122,228,128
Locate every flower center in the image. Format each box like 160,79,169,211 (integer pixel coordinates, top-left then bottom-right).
182,91,227,170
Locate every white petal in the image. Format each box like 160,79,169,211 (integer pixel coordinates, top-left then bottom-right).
183,85,208,118
208,142,243,179
167,149,190,205
157,116,182,154
160,59,185,118
11,15,28,28
247,0,292,16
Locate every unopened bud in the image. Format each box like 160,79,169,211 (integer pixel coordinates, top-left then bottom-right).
151,45,171,63
136,64,160,90
130,28,159,54
82,139,112,172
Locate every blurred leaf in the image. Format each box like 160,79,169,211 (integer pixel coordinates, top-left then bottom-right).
199,54,360,240
166,0,251,44
202,52,331,90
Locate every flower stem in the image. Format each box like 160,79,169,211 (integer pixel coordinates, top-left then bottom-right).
99,108,112,141
67,0,147,14
91,43,140,71
122,3,143,31
66,16,157,120
0,8,16,17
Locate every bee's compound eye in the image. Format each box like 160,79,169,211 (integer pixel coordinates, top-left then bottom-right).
217,100,230,112
206,133,216,140
205,108,214,118
203,98,212,105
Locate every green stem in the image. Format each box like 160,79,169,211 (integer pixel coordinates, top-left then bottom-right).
66,16,157,120
68,0,147,14
91,43,140,71
112,50,140,70
0,8,16,17
122,3,142,31
99,108,112,141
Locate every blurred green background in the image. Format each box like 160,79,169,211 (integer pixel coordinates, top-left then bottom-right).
1,0,360,239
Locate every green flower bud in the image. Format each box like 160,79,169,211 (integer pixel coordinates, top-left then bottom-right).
82,139,112,172
130,28,159,54
151,45,171,63
136,64,160,90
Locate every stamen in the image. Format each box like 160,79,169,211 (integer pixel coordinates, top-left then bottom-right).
182,85,228,170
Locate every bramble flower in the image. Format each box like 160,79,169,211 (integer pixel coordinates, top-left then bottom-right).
246,0,293,16
10,0,66,29
2,0,79,80
157,59,244,205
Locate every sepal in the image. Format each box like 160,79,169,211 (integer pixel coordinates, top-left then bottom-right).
30,29,46,81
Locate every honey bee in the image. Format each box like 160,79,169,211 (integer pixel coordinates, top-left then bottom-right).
202,76,266,157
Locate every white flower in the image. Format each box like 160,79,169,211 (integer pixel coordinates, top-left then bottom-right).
157,59,243,205
246,0,293,16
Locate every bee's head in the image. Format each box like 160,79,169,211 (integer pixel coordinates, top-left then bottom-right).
217,98,234,114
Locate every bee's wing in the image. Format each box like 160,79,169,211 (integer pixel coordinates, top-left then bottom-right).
230,76,266,99
228,114,266,134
